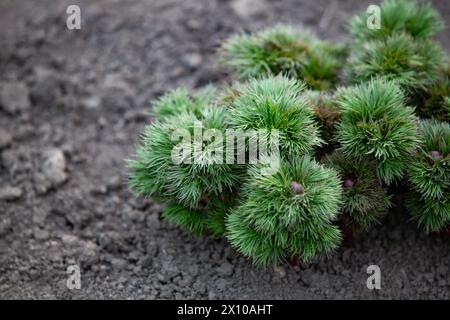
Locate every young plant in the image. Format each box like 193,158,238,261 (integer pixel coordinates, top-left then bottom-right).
335,79,421,185
227,75,322,159
303,90,341,153
446,97,450,119
221,25,345,90
345,33,445,92
407,120,450,233
350,0,444,43
226,156,342,266
152,85,217,119
128,92,241,209
324,152,391,232
416,62,450,121
407,196,450,234
162,194,234,238
127,0,450,267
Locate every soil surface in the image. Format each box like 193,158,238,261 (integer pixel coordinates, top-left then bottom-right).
1,0,449,299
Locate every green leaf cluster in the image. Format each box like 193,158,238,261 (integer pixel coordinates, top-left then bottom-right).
324,152,391,231
221,25,345,90
335,79,420,185
227,156,342,265
407,120,450,232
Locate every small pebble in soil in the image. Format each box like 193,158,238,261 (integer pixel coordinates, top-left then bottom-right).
33,228,50,240
82,95,101,110
182,53,202,68
217,261,234,277
32,207,48,225
0,82,31,114
146,214,161,230
0,186,23,201
41,148,68,184
0,218,12,236
230,0,266,18
273,265,286,278
0,129,13,149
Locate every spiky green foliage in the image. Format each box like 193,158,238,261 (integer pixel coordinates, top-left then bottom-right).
409,120,450,199
227,76,322,159
345,33,444,92
417,84,450,122
303,90,341,153
204,193,238,238
162,195,233,237
336,79,420,185
407,194,450,233
162,203,208,235
407,120,450,232
128,105,242,209
152,85,217,119
128,0,450,267
446,97,450,119
350,0,444,43
221,25,345,90
416,62,450,121
226,156,342,266
324,152,391,231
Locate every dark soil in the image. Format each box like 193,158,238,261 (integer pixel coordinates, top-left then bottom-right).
1,0,449,299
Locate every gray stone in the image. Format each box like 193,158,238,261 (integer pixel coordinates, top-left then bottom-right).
89,184,108,195
273,265,286,278
300,269,316,286
215,279,227,291
0,218,12,236
80,240,99,264
146,214,161,230
183,53,202,68
61,233,79,246
146,241,158,257
230,0,266,18
129,197,150,210
30,67,63,108
117,275,128,284
0,186,23,201
33,228,50,240
41,148,68,186
82,95,101,110
32,207,48,225
138,256,153,268
97,231,127,253
0,82,31,114
0,129,12,149
193,281,206,294
106,175,122,191
423,273,434,284
187,264,199,277
217,261,234,277
157,273,167,283
111,258,127,270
